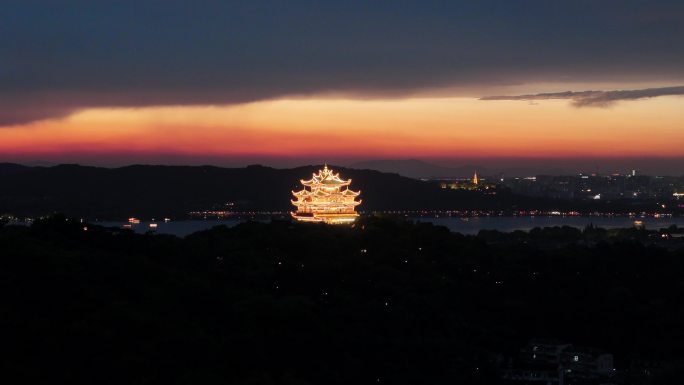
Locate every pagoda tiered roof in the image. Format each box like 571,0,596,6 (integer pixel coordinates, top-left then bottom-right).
301,165,351,187
291,199,361,208
341,189,360,197
292,187,360,198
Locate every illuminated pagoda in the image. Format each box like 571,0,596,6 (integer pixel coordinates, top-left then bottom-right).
291,165,361,224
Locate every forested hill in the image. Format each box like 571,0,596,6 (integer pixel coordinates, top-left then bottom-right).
3,216,684,384
0,163,540,219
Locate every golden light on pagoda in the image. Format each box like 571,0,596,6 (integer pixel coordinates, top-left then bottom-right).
291,165,361,224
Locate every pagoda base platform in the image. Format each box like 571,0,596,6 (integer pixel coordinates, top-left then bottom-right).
291,212,359,224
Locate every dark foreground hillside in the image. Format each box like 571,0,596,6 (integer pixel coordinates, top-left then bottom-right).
2,216,684,384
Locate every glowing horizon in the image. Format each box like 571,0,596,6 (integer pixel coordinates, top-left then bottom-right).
2,94,683,163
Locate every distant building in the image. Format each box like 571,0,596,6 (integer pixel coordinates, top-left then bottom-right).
501,339,615,385
436,171,496,191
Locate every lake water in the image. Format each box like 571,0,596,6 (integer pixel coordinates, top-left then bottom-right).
97,216,684,237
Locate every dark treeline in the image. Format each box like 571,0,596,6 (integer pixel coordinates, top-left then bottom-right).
0,163,674,219
2,216,684,384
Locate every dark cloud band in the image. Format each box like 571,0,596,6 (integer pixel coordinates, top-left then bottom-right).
480,86,684,107
1,1,684,125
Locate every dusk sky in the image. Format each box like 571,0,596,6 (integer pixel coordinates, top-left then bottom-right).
2,1,683,172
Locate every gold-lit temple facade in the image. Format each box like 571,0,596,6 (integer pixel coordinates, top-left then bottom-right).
291,165,361,224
